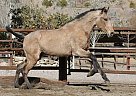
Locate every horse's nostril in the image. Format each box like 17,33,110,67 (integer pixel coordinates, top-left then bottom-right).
108,32,114,37
111,32,114,36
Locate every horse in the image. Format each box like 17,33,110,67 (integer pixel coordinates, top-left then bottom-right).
7,7,114,89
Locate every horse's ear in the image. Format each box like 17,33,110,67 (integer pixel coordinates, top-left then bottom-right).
101,7,106,14
107,7,109,11
102,7,106,10
101,7,109,14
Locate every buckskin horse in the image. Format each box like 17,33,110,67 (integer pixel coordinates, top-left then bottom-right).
6,7,114,89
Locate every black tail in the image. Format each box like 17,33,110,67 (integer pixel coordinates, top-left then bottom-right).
6,26,24,40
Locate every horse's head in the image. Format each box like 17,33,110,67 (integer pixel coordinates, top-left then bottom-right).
95,7,114,37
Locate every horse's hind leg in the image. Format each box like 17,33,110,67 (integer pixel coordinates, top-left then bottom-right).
22,54,40,89
14,60,26,88
14,68,21,88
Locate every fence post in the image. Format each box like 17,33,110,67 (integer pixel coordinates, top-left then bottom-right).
126,56,130,70
59,57,67,81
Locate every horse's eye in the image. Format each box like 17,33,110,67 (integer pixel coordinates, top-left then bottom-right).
103,18,108,21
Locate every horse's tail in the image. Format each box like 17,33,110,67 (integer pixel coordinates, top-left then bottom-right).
6,25,24,40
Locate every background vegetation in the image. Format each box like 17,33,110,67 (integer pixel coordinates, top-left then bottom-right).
9,5,72,29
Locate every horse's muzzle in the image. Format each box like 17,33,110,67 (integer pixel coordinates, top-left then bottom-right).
110,32,114,37
108,31,114,37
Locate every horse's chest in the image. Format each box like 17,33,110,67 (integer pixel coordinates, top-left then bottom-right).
78,32,90,49
81,38,90,49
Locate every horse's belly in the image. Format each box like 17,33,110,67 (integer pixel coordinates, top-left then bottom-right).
41,46,71,56
43,49,71,56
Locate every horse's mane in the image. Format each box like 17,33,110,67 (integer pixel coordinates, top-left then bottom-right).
64,8,104,25
62,8,105,27
74,8,103,20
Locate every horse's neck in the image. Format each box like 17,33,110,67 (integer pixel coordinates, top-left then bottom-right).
73,16,96,34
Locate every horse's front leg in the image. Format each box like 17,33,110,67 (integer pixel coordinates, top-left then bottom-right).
74,48,110,83
74,49,98,75
87,53,99,76
89,53,110,83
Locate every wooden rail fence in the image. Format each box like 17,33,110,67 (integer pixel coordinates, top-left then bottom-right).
0,27,136,81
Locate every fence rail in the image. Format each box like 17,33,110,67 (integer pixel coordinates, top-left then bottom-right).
0,27,136,32
0,27,136,75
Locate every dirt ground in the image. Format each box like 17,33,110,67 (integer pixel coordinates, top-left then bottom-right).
0,57,136,96
0,74,136,96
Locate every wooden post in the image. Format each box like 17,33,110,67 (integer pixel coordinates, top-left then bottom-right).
101,54,104,68
67,56,71,75
59,57,67,81
9,33,13,66
10,53,13,65
114,55,117,70
126,56,130,70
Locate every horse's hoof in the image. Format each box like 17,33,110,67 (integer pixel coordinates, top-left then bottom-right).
87,70,96,77
20,84,29,89
14,83,20,88
19,83,33,89
105,80,110,86
27,85,32,89
26,83,33,89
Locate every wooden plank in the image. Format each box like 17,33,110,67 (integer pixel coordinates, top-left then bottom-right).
89,47,136,50
0,51,13,54
94,27,136,31
0,27,135,32
104,70,136,74
1,65,136,75
0,57,11,59
96,31,136,35
113,27,136,31
0,66,59,70
89,47,136,53
0,28,35,32
0,48,23,51
109,49,136,53
0,40,13,42
94,52,135,55
0,66,16,70
70,69,136,74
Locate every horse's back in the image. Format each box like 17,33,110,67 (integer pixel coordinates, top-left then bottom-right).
23,29,72,56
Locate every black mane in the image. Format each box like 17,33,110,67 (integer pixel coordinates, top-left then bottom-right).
61,8,104,26
74,8,103,20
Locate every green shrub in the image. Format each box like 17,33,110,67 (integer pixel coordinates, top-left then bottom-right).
45,12,72,29
57,0,68,8
0,32,9,48
21,6,46,29
9,5,46,29
84,2,91,7
9,5,72,29
42,0,53,8
130,1,136,8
